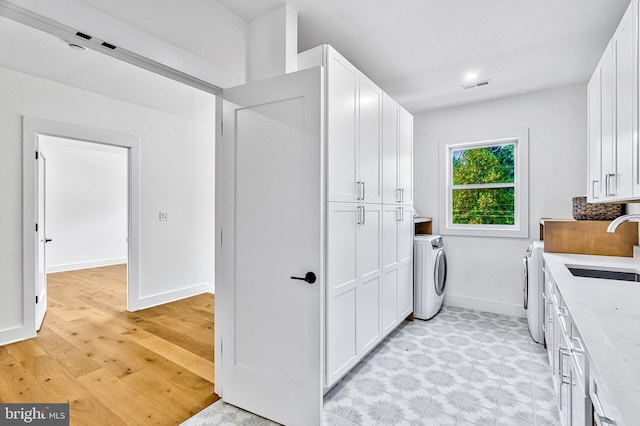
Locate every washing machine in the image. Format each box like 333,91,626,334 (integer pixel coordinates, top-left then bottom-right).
523,241,544,344
414,235,447,320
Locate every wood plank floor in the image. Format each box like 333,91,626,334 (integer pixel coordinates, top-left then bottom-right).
0,264,217,425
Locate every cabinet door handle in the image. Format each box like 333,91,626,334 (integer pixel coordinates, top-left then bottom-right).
397,206,403,222
361,181,365,201
400,188,404,203
356,205,363,225
361,205,366,225
605,173,616,197
356,181,362,200
558,346,571,385
592,179,599,199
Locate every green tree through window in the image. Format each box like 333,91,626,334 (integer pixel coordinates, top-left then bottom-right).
451,144,515,225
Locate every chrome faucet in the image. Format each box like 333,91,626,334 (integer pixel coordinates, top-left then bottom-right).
607,214,640,233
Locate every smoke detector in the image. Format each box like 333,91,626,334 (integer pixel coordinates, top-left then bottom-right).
461,79,492,90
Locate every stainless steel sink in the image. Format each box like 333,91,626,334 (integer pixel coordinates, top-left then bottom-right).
567,266,640,282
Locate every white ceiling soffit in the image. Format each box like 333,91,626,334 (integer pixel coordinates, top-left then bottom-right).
0,15,217,123
218,0,630,113
0,0,223,96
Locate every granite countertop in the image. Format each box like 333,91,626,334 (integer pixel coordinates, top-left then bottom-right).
542,253,640,426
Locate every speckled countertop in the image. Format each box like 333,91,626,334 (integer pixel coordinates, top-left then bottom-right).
543,253,640,426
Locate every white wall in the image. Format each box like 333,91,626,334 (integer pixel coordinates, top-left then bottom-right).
40,136,128,273
414,84,588,317
0,66,216,343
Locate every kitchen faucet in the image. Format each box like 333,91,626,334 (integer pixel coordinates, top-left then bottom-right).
607,214,640,233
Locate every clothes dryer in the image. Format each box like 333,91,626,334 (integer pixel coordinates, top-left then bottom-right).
523,241,544,343
414,235,447,320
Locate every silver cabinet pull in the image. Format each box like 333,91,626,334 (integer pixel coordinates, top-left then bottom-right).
558,346,571,385
361,181,365,201
356,181,363,200
361,205,366,225
396,206,403,222
356,205,366,225
605,173,616,197
592,179,599,199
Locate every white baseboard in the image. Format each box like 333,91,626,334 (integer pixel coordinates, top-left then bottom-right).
47,258,127,273
444,294,526,318
132,283,212,311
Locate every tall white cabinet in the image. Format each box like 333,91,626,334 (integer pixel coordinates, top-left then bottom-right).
299,45,414,389
587,0,638,202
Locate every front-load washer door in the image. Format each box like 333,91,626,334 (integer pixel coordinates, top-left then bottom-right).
434,249,447,296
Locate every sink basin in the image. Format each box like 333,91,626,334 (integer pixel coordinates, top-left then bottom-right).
567,266,640,282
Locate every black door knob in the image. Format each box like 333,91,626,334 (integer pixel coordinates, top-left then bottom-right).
290,272,316,284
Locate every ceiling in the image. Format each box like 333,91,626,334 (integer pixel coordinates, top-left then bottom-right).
218,0,630,113
0,16,216,123
0,1,631,115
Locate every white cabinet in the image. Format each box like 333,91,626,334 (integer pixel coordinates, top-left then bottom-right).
544,261,592,426
587,0,638,202
587,65,603,200
326,202,382,386
302,45,382,203
381,205,413,335
382,94,413,205
299,44,413,390
399,107,414,205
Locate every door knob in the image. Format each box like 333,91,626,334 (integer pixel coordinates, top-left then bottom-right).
290,272,316,284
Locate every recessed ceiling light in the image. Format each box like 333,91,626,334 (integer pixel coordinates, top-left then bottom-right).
464,71,478,82
67,42,87,51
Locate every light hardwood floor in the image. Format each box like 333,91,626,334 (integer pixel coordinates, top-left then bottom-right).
0,264,217,425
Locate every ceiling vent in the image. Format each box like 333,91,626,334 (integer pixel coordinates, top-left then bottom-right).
461,79,492,90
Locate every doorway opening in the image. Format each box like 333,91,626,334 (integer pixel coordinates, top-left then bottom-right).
37,135,129,331
23,117,141,336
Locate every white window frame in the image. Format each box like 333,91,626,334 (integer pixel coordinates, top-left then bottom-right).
438,128,529,238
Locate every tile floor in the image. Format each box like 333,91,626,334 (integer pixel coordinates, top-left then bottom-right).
182,306,559,425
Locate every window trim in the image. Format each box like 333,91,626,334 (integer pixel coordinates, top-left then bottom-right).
438,128,529,238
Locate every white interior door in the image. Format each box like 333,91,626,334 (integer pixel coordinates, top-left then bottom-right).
220,67,324,425
35,151,47,331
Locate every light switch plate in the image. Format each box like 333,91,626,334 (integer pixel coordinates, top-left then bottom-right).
159,211,170,221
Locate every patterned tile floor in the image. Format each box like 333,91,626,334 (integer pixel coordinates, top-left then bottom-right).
182,306,559,425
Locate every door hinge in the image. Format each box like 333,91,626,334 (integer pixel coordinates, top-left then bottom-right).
35,223,38,232
36,296,39,304
35,151,39,160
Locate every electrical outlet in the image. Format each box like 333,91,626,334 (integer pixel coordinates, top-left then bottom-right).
159,211,170,221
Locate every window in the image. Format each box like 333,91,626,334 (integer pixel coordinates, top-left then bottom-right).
439,129,529,238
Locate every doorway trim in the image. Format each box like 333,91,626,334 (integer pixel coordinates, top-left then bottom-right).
23,116,140,336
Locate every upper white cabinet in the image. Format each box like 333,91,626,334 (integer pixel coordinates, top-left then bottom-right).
382,94,414,205
399,107,414,205
299,44,413,390
301,46,383,203
587,0,638,202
